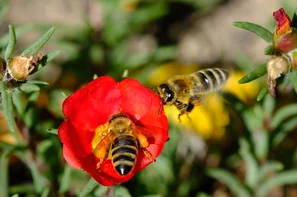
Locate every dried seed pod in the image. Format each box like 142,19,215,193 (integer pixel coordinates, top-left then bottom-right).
267,55,291,97
6,52,43,81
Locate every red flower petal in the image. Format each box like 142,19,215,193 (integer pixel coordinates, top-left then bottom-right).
58,121,94,157
119,78,152,121
273,8,291,36
62,145,82,169
63,76,121,130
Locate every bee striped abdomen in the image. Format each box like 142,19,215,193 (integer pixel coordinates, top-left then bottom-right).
191,68,229,93
112,135,137,176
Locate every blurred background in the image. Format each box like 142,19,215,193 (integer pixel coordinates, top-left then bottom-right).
1,0,297,196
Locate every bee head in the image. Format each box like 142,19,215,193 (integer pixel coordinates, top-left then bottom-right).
109,113,131,132
157,83,175,104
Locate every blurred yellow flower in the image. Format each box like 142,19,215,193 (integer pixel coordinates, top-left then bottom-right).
223,71,260,102
0,111,21,145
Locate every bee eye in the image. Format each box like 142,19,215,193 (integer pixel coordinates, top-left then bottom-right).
159,84,174,102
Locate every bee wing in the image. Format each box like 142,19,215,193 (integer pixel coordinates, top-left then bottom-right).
132,125,168,145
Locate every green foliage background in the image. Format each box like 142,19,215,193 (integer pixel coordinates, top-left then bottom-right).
1,0,297,197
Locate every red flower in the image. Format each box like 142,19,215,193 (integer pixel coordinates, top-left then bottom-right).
272,8,297,52
273,8,291,36
58,76,168,186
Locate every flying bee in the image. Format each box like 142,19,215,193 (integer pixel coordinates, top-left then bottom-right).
156,68,229,119
92,112,163,176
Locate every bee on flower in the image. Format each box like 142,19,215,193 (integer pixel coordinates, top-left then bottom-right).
58,76,168,186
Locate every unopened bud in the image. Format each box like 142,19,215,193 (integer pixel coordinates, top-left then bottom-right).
6,52,43,81
267,55,291,97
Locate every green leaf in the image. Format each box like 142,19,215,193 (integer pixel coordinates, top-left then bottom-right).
233,22,272,43
26,80,49,87
258,161,283,182
0,0,8,25
254,131,269,160
257,86,268,101
0,82,21,143
291,8,297,28
239,138,259,189
28,91,40,102
114,186,132,197
19,83,40,93
78,178,98,197
0,25,32,50
238,63,267,84
221,92,246,112
271,104,297,129
4,25,16,60
264,45,275,55
153,46,177,62
206,168,251,197
9,184,35,194
0,141,15,149
263,94,275,117
256,170,297,197
21,27,55,56
289,70,297,94
41,188,50,197
24,107,36,128
139,195,162,197
272,116,297,146
47,128,58,135
11,194,19,197
94,186,108,196
31,50,60,74
23,152,44,193
12,90,26,119
59,165,72,194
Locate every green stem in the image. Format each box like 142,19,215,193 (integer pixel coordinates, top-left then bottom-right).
17,151,43,194
79,178,98,197
0,151,9,197
59,165,72,194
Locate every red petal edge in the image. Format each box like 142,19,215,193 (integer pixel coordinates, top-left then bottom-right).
63,145,82,169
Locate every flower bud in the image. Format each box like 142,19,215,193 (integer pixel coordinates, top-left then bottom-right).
273,28,297,53
267,55,291,97
6,52,43,81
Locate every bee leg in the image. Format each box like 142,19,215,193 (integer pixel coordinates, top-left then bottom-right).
178,113,182,122
142,148,156,162
175,102,188,122
135,132,156,162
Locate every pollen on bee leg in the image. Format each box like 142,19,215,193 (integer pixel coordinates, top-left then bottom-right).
137,133,149,148
93,145,107,159
91,123,109,149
